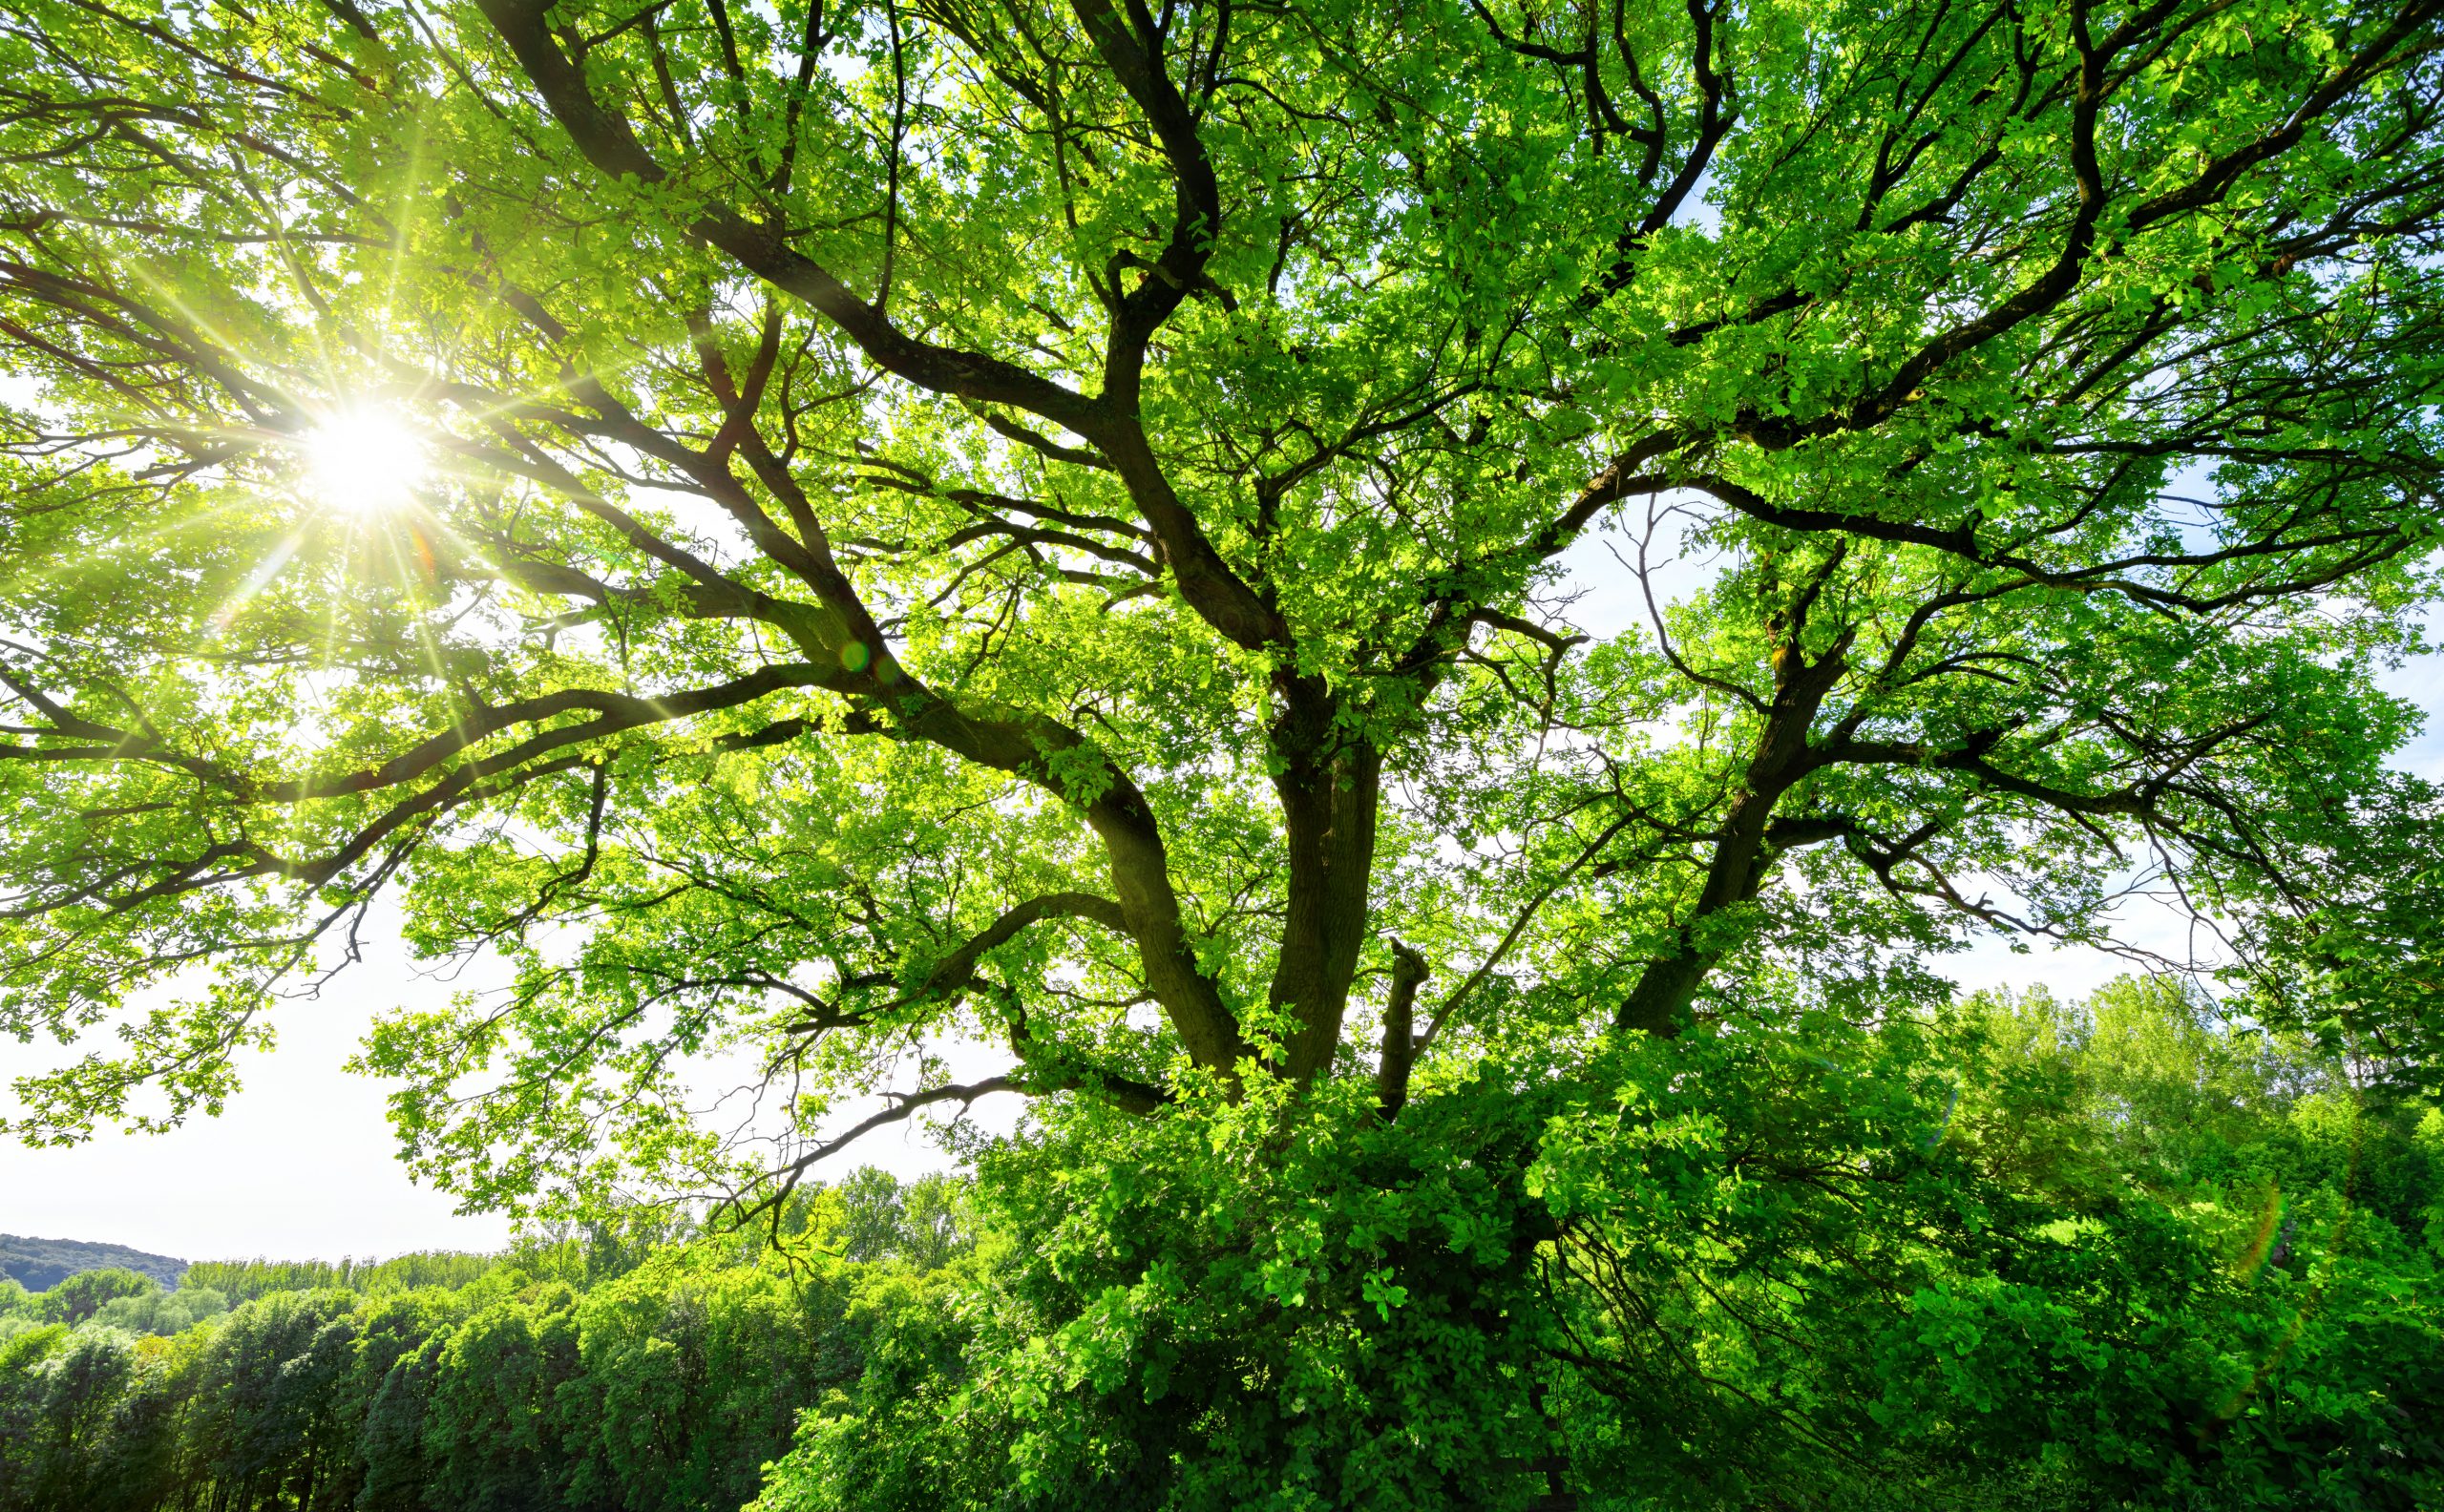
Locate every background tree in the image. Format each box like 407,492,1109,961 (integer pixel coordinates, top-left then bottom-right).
0,1194,982,1512
31,1270,155,1329
93,1283,228,1337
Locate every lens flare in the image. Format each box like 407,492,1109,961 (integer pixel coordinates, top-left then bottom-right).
300,408,430,513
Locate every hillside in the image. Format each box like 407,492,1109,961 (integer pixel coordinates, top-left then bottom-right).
0,1233,187,1292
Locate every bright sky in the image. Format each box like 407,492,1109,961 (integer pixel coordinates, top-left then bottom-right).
0,899,994,1266
3,522,2437,1268
2,941,518,1264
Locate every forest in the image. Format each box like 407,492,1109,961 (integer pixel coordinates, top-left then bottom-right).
0,1237,187,1295
2,0,2442,1503
0,1170,969,1512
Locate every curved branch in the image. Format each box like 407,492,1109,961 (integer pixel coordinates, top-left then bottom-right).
910,891,1131,1003
473,0,1288,656
776,1075,1020,1177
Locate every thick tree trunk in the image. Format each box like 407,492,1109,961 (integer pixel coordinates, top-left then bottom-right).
1615,948,1715,1037
1268,674,1383,1082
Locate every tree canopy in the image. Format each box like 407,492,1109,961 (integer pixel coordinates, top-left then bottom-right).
6,0,2439,1174
3,0,2443,1501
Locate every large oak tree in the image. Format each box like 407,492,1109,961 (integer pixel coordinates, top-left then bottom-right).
9,0,2444,1501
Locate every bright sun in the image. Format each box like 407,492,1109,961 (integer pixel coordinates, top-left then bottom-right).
300,408,431,513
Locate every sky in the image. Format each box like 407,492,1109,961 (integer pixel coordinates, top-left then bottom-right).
4,518,2438,1268
0,904,993,1266
2,946,518,1264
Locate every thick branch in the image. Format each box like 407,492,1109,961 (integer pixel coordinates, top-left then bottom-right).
1616,630,1852,1035
1374,937,1428,1120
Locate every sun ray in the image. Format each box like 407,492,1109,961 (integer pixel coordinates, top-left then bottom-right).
0,474,293,598
204,528,309,639
383,106,434,325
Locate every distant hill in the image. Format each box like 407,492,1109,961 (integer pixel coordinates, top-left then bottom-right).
0,1234,188,1292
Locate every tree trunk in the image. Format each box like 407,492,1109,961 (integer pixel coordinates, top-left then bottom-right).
1375,940,1428,1118
1268,674,1383,1082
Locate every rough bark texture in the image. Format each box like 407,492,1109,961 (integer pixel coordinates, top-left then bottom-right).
1375,940,1429,1120
1269,674,1384,1082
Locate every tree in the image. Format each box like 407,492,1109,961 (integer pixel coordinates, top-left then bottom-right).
819,1166,976,1268
423,1290,581,1512
179,1289,362,1510
5,1325,138,1512
31,1271,155,1329
6,0,2437,1186
93,1284,228,1337
0,1240,904,1512
3,0,2442,1500
558,1254,859,1512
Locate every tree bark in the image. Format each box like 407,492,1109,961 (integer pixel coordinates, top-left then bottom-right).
1268,673,1383,1081
1374,940,1429,1119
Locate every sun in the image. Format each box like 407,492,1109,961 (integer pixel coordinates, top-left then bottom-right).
300,407,431,513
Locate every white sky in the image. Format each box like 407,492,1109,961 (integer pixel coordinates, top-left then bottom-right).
3,527,2437,1268
0,906,994,1265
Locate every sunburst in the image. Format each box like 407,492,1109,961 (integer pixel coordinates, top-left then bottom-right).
300,406,431,514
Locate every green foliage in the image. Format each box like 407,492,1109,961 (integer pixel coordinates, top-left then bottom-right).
1534,989,2443,1509
757,979,2443,1511
92,1287,227,1338
770,1077,1572,1510
186,1252,504,1307
423,1288,580,1512
559,1257,860,1512
30,1270,156,1328
0,1323,144,1512
821,1168,978,1271
0,1167,979,1512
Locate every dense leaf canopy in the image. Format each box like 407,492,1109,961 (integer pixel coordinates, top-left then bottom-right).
5,0,2438,1178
